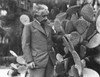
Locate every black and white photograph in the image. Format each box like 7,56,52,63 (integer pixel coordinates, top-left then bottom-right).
0,0,100,77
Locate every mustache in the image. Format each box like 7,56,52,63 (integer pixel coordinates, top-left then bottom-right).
41,19,48,22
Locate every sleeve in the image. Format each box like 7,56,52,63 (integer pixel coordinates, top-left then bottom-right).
22,25,33,63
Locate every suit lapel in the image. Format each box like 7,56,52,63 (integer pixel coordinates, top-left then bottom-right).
32,19,50,37
33,20,46,35
45,25,50,37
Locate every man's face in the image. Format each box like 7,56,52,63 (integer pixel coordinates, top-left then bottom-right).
36,15,48,23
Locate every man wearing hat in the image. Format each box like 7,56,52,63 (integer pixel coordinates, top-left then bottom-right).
21,3,60,77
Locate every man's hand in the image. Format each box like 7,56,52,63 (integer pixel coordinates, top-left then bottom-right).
27,62,35,69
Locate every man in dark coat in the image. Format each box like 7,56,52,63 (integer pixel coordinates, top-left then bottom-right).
22,3,62,77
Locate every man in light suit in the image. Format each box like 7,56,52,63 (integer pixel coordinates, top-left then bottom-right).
22,4,59,77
